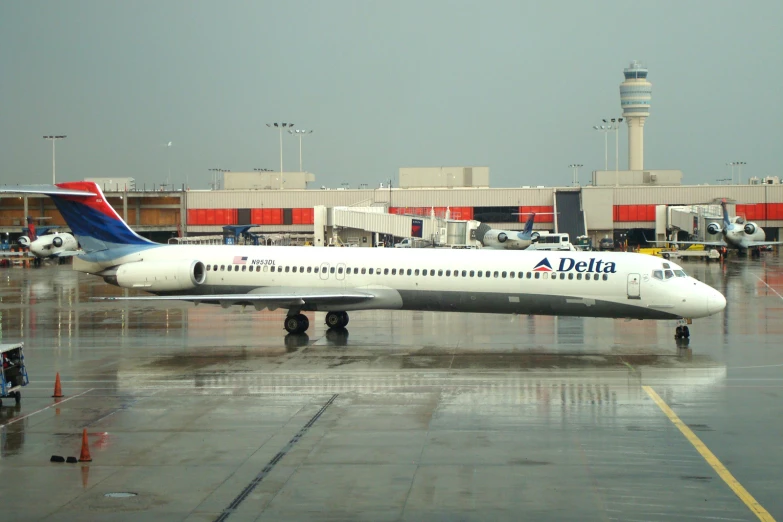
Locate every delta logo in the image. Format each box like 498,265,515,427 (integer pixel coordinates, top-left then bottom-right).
535,257,617,274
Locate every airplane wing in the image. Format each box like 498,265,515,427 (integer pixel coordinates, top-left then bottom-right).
90,291,374,309
0,251,25,257
644,239,726,247
53,250,83,258
746,241,783,247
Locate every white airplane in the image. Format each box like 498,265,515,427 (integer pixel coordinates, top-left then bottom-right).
18,232,81,259
648,200,782,255
0,182,726,341
475,212,552,250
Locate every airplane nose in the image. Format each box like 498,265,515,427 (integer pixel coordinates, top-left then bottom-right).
707,291,727,315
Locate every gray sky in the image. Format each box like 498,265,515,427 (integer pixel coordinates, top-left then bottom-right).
1,1,781,189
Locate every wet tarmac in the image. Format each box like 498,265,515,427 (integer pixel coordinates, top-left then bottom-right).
0,253,782,521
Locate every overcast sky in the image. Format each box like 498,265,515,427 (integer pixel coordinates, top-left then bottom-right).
1,1,780,189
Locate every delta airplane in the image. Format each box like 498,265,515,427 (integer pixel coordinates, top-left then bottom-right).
0,217,81,260
0,182,726,339
648,200,782,255
475,212,551,250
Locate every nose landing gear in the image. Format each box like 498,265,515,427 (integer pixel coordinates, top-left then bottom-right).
675,325,690,340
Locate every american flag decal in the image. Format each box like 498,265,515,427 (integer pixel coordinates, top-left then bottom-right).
233,256,248,264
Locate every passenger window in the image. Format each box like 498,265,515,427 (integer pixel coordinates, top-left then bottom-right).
338,267,343,274
257,266,261,272
292,266,297,273
235,266,240,272
384,268,389,275
576,273,581,280
415,269,420,276
369,268,374,275
314,267,319,273
354,268,359,274
361,268,366,274
439,270,444,276
469,270,474,277
407,269,412,275
430,270,435,276
462,270,467,277
518,272,523,279
307,267,311,273
502,271,507,278
535,272,540,279
477,271,482,278
526,272,532,279
392,268,396,275
264,266,269,272
664,270,674,279
568,273,574,280
422,269,427,276
560,273,565,280
206,265,211,271
242,266,247,272
300,266,304,272
220,265,225,271
653,270,663,280
602,274,608,281
494,271,499,278
509,272,514,278
330,267,335,274
285,266,290,273
542,273,548,280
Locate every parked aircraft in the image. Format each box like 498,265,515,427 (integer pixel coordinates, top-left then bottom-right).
0,183,726,340
0,217,81,260
475,212,552,250
648,200,782,255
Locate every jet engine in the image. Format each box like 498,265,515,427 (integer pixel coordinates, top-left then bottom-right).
106,260,206,292
17,236,30,247
530,232,540,243
52,236,63,248
744,223,756,235
497,232,508,243
707,222,722,235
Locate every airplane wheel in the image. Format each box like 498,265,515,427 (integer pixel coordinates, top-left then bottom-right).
284,314,309,334
662,253,670,259
674,326,683,339
682,326,690,338
326,312,345,330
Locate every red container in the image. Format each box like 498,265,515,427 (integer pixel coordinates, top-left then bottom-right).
292,208,303,224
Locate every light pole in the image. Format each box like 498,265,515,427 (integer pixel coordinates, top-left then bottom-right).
288,129,313,172
592,125,610,170
43,135,66,184
600,118,623,186
165,141,173,187
725,162,735,184
208,168,230,190
568,164,583,187
266,123,294,172
733,161,747,184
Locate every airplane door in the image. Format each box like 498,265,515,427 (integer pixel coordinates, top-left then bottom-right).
319,262,330,281
335,262,346,281
627,273,641,299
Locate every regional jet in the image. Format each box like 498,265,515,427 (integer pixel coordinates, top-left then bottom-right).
475,212,552,250
0,183,725,340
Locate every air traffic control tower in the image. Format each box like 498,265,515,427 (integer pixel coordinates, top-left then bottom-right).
620,61,652,171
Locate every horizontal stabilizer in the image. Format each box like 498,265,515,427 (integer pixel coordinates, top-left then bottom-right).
0,185,95,197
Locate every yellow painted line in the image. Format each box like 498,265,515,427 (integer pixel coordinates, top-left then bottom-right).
642,386,775,521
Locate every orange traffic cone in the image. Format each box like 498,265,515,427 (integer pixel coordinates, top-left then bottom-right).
52,373,64,398
78,429,92,462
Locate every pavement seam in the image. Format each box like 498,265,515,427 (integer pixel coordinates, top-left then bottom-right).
213,393,338,522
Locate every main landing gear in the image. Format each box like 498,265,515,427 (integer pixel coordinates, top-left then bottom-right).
325,311,349,330
284,313,309,334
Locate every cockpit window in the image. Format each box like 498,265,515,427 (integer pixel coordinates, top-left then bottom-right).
664,270,674,279
674,270,686,277
662,263,670,269
653,270,663,280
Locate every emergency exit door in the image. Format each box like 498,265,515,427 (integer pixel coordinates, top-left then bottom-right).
627,273,641,299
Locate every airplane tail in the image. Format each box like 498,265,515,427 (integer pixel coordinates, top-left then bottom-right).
721,199,731,229
26,216,37,241
522,213,536,235
46,182,156,254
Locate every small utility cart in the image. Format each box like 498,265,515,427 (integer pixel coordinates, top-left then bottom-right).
1,343,29,406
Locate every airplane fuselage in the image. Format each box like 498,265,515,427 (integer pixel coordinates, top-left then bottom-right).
83,245,725,321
